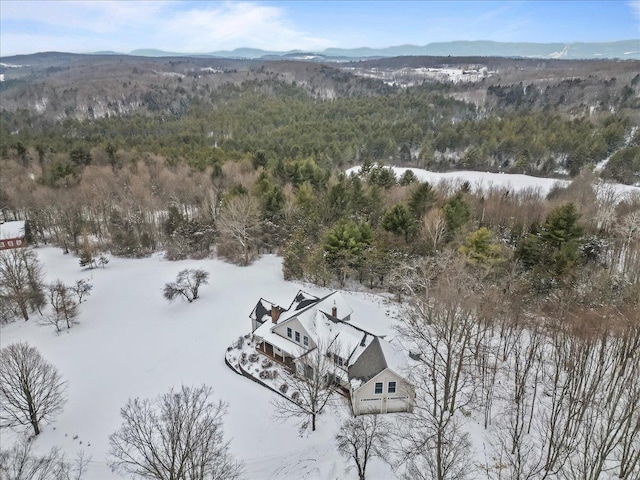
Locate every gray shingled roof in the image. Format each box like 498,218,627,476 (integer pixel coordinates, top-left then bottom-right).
348,337,388,384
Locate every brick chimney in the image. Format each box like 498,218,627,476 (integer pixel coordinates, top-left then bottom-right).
271,305,280,323
331,304,337,318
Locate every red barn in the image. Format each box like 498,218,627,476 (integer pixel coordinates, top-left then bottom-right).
0,221,26,250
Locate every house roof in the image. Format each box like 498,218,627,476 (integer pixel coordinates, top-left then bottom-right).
249,298,275,323
310,310,375,364
281,291,353,324
253,319,299,354
287,290,320,312
348,337,388,384
250,290,318,325
378,338,409,375
253,289,410,388
348,337,408,386
259,291,374,366
0,221,25,240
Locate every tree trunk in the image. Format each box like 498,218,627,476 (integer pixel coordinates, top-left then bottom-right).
29,402,40,435
312,413,316,431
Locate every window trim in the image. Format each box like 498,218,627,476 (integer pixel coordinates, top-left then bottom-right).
303,335,309,347
295,331,300,343
374,382,383,394
388,381,397,393
287,327,292,338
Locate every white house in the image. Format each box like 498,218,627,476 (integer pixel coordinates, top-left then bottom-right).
249,290,414,415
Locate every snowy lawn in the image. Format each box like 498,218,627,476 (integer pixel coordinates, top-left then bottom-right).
0,247,398,479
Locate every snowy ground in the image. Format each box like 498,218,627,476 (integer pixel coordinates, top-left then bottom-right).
0,248,399,479
346,166,640,200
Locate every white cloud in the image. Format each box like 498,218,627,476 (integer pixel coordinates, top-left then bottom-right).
0,1,334,56
629,0,640,20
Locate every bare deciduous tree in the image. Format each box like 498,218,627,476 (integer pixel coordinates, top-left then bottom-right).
336,414,391,480
420,209,447,252
1,439,84,480
272,341,340,433
0,342,67,435
163,268,209,303
108,385,242,480
395,255,479,480
0,249,46,321
216,195,261,266
0,437,88,480
45,280,79,332
71,279,92,304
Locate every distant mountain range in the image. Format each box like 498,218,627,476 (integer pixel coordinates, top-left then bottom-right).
123,40,639,61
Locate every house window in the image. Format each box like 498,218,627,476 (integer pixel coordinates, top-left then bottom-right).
287,327,292,338
388,381,397,393
7,241,13,247
303,336,309,347
295,331,300,343
375,382,383,394
16,239,21,245
0,242,4,248
335,375,341,385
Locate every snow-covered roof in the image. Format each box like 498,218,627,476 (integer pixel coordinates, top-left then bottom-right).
310,310,374,364
287,290,320,312
378,338,409,375
255,289,410,386
253,319,301,354
250,298,276,323
260,291,375,365
0,221,25,240
280,291,353,324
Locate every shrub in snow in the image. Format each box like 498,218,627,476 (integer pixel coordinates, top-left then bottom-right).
261,359,273,369
279,383,288,394
248,353,259,363
162,268,209,303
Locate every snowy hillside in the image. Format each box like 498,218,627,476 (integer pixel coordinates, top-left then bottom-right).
0,248,400,479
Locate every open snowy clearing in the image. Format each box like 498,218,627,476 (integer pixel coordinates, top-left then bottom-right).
0,248,399,479
346,166,640,200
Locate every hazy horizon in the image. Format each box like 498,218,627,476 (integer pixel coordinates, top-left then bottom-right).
1,1,639,57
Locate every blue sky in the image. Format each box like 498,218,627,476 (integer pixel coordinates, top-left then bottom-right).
1,1,639,56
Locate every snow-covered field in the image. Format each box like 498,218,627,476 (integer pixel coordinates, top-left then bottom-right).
0,248,399,479
346,166,640,200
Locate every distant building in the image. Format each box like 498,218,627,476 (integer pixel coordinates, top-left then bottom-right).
0,221,26,250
